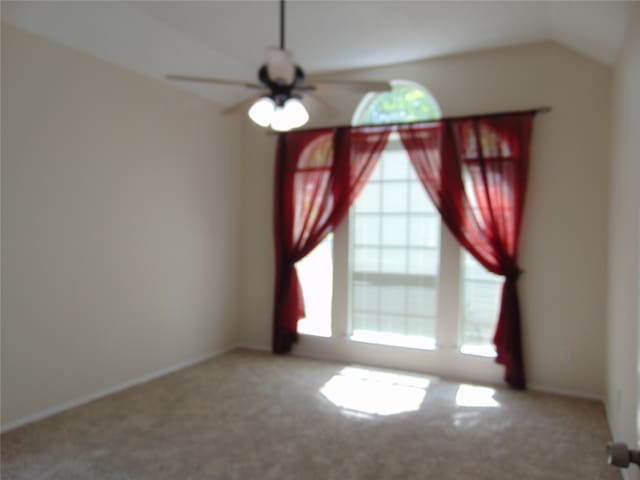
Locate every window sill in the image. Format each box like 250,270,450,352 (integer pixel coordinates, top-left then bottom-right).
459,344,497,358
299,330,332,338
299,330,497,360
349,331,437,351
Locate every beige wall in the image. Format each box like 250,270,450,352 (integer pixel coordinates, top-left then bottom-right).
1,25,242,428
607,4,640,474
238,42,612,397
1,22,618,430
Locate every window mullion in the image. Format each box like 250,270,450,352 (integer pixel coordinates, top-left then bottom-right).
404,178,411,336
333,217,349,338
435,224,461,350
377,157,384,334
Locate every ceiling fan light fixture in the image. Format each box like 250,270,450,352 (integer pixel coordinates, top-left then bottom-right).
167,0,392,126
270,97,309,131
248,96,276,127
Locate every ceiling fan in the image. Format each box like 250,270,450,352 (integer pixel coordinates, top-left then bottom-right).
166,0,390,131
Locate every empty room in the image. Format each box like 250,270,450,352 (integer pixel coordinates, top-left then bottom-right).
1,1,639,478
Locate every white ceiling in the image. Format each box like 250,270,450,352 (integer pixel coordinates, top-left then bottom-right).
2,1,636,106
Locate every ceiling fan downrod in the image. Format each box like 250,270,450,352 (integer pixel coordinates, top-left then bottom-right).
280,0,285,50
258,0,305,106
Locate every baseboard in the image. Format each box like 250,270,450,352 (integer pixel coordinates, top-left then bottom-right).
246,346,604,403
1,345,604,434
1,345,236,434
235,343,271,353
528,383,603,402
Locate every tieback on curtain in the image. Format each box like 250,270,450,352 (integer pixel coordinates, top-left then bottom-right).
504,266,523,280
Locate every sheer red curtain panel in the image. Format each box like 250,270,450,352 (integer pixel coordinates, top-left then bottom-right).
272,126,390,353
399,113,534,389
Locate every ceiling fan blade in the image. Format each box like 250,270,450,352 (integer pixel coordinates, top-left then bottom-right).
299,92,339,119
222,93,268,115
305,79,391,93
293,84,317,92
166,74,263,89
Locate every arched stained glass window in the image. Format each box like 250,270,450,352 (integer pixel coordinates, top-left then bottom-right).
352,80,441,126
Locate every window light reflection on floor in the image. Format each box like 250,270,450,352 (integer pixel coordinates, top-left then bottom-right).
455,384,499,408
320,367,430,416
452,411,481,428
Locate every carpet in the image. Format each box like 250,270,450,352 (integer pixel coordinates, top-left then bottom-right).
1,349,618,479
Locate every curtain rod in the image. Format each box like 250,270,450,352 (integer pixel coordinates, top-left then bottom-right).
267,106,551,135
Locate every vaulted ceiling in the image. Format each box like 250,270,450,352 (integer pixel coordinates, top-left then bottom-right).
2,1,636,107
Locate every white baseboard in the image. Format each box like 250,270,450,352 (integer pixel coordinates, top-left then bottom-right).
1,345,236,434
528,383,603,402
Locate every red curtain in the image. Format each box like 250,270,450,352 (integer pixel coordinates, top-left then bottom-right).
399,113,534,389
272,126,390,353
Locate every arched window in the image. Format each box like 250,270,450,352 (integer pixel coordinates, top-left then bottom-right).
349,80,500,356
298,79,500,358
352,80,441,126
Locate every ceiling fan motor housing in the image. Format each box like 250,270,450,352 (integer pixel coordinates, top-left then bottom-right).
258,63,306,106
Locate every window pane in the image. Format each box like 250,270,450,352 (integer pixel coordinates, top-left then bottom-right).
407,285,437,317
463,253,492,278
353,82,442,126
460,252,501,357
352,281,379,312
297,234,333,337
407,163,419,182
380,248,407,273
354,247,379,272
350,141,440,350
381,216,408,246
381,150,409,180
369,161,382,182
406,315,435,339
352,311,378,332
379,285,405,314
354,215,380,245
381,183,408,213
355,183,380,213
409,182,436,214
407,248,439,276
409,215,440,247
379,314,406,334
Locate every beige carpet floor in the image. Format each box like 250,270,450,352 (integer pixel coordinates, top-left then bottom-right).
1,349,618,479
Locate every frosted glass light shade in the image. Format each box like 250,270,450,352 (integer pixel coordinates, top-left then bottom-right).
270,98,309,131
284,98,309,128
248,96,276,127
270,107,290,132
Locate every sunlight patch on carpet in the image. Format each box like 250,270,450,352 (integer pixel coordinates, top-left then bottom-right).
320,367,430,416
455,384,499,408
